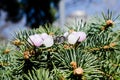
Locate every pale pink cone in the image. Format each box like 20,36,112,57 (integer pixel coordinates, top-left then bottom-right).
28,34,43,47
77,32,86,42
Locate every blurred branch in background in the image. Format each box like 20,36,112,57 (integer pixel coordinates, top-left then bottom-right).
0,0,60,28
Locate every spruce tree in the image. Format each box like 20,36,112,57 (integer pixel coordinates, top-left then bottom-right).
0,10,120,80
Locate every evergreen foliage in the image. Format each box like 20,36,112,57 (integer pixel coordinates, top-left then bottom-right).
0,11,120,80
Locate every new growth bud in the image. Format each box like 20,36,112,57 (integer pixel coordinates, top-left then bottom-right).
106,20,113,26
70,61,77,69
73,67,84,76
